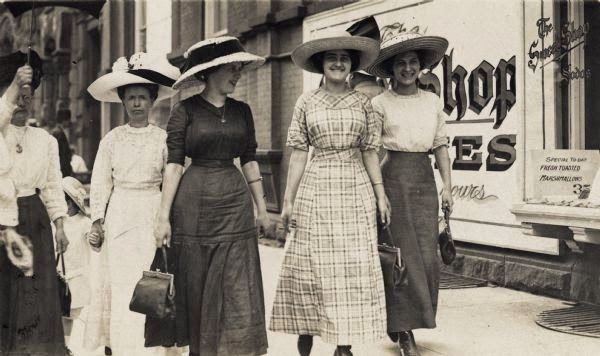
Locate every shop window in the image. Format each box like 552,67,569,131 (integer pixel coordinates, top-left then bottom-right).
553,0,600,150
204,0,228,37
584,1,600,150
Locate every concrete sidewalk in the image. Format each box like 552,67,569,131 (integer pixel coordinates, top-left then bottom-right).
68,244,600,356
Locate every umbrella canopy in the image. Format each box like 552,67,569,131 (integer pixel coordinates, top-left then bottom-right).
2,0,106,18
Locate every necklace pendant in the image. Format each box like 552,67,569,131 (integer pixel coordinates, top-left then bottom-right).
220,118,226,124
15,144,23,154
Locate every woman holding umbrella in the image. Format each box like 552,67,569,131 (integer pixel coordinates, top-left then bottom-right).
86,52,181,356
367,32,453,356
0,52,70,355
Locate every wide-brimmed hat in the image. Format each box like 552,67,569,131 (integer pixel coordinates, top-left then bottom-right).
367,32,448,78
88,52,179,103
172,36,265,91
62,176,87,215
291,29,380,74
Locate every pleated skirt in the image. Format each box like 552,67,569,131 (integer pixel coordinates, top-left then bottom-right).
170,161,267,356
382,151,440,332
0,194,66,355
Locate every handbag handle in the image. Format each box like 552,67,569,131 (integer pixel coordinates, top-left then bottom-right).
379,225,396,248
55,252,66,274
158,247,169,274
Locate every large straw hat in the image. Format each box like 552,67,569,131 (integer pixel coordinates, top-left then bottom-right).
88,52,179,103
291,29,380,74
172,36,265,91
367,32,448,78
62,176,88,216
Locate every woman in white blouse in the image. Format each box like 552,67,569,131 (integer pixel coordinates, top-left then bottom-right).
0,54,70,355
85,53,180,356
368,33,452,356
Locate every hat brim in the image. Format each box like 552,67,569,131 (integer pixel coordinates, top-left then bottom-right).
64,188,87,216
172,52,266,90
291,36,380,74
88,72,177,103
366,36,448,78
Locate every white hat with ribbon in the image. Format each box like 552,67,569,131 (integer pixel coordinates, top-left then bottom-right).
172,36,265,91
88,52,180,103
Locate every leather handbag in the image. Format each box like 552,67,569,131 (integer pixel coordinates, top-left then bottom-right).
377,225,408,289
56,253,72,317
438,206,456,265
129,247,175,319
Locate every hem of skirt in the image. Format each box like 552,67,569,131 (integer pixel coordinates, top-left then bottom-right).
269,328,387,346
388,321,437,332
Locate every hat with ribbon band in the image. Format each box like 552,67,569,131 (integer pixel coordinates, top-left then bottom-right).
366,31,448,78
88,52,179,103
172,36,265,91
291,16,381,74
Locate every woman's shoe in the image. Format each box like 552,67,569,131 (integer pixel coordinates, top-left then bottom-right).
298,335,313,356
399,331,420,356
104,346,113,355
334,346,353,356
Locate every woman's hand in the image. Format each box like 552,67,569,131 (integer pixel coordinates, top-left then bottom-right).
154,218,171,248
281,200,293,232
441,188,454,216
256,213,275,239
55,226,69,253
377,195,392,227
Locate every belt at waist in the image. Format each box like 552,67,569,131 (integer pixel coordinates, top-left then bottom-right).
16,188,36,198
191,159,234,168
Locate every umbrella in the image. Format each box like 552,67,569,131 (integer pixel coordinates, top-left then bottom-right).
2,0,106,19
1,0,106,92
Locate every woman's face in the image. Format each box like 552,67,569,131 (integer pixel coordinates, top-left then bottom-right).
206,63,243,95
122,86,153,121
322,50,352,83
392,51,421,87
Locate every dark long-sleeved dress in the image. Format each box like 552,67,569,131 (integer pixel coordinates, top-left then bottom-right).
166,95,267,356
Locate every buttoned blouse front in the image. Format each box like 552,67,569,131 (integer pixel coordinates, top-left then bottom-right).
90,124,167,222
166,95,258,166
371,89,448,152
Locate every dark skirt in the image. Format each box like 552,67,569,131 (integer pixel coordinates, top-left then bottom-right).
382,151,440,332
0,194,66,355
170,160,267,356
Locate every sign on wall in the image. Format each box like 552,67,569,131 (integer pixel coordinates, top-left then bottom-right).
527,150,600,199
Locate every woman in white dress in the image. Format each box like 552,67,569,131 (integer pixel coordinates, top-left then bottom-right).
85,53,180,356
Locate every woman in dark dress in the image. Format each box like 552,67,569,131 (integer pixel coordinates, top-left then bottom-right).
367,32,452,356
154,36,272,356
0,53,69,355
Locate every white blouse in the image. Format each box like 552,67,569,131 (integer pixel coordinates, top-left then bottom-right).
0,96,18,226
3,123,67,222
90,124,167,223
372,89,449,152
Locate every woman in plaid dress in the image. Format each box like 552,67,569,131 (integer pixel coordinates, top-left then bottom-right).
270,20,390,356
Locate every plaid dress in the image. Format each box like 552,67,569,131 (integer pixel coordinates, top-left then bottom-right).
270,89,387,345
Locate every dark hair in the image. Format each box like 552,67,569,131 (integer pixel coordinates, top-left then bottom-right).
116,83,159,102
194,65,222,82
310,49,361,73
384,50,426,75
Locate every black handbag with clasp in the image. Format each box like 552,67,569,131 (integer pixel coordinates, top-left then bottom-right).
438,206,456,265
129,247,175,319
377,225,408,289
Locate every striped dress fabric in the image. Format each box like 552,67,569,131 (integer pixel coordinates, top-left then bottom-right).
270,88,387,345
